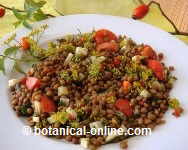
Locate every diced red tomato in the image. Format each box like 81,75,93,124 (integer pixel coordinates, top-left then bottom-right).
68,114,76,120
113,56,121,66
40,95,56,113
97,41,118,52
147,59,165,80
94,29,118,44
141,45,157,59
172,107,183,117
25,77,41,90
115,99,133,116
20,77,27,84
123,81,132,93
21,37,30,50
68,114,74,120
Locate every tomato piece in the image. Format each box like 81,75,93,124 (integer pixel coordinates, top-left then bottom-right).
115,99,133,116
20,77,27,85
94,29,118,44
172,107,183,117
141,45,157,59
0,8,5,18
68,114,76,120
26,77,41,90
123,81,131,93
132,4,149,19
147,59,165,80
96,41,118,52
113,56,121,66
21,37,30,50
41,95,56,113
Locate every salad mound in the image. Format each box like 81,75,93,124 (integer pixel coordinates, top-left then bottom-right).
8,28,183,149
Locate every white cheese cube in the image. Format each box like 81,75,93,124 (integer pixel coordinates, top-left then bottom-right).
132,55,145,63
132,55,140,62
75,47,88,56
58,86,69,96
90,56,97,63
89,121,103,129
60,97,70,106
8,79,19,87
80,138,89,149
140,89,151,98
32,116,40,122
97,56,106,63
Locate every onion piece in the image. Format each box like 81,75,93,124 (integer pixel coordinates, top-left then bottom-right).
33,101,41,114
90,56,106,63
140,89,151,98
64,53,73,66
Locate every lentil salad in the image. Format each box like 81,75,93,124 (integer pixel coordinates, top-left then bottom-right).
8,28,183,149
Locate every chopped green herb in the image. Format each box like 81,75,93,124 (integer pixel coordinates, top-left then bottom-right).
60,44,75,52
76,109,85,120
133,81,143,93
20,104,30,116
28,38,45,58
106,95,116,104
111,68,122,77
89,62,101,78
48,111,68,124
169,98,180,109
70,121,79,128
84,42,94,49
119,39,128,48
60,70,72,81
72,55,81,63
70,65,80,81
140,69,153,81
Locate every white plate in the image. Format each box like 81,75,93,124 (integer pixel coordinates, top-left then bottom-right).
0,14,188,150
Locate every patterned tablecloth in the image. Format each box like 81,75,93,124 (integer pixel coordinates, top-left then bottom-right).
0,0,187,43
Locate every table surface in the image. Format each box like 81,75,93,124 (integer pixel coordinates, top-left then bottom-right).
155,0,188,32
0,0,187,43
